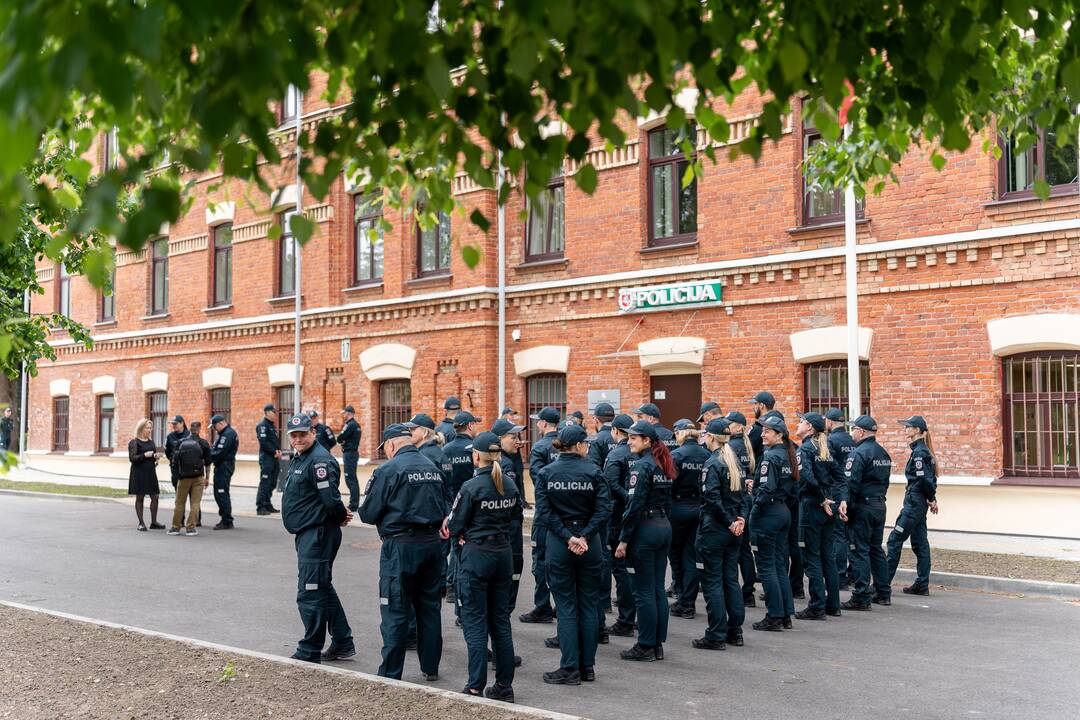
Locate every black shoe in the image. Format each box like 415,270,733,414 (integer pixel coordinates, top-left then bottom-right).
484,683,515,702
782,616,792,629
290,652,320,664
544,636,560,649
137,524,148,532
268,506,280,513
792,589,806,600
321,646,356,661
841,599,872,611
580,666,595,682
872,595,891,606
903,585,930,596
752,616,784,632
212,522,233,530
598,629,609,644
795,609,826,621
608,621,635,637
445,588,457,605
423,673,439,682
543,668,581,685
148,522,165,530
620,644,656,662
654,643,664,660
743,595,757,608
519,607,554,624
257,509,273,516
406,636,418,650
692,637,726,651
462,687,482,697
725,630,744,646
825,607,842,617
669,605,695,619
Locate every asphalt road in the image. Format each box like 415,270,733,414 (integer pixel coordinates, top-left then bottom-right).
1,494,1078,720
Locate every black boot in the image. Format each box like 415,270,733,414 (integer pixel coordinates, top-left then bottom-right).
484,683,515,702
692,637,725,650
725,629,744,646
752,615,784,632
903,585,930,596
619,643,656,662
543,668,581,685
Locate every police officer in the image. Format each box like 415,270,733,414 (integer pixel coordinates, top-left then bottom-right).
519,406,560,624
209,414,238,530
308,410,337,452
603,414,636,638
256,404,281,515
447,431,522,701
535,423,611,685
793,412,841,620
887,415,940,596
492,418,526,614
839,414,893,611
694,418,748,650
726,411,758,607
750,414,797,631
587,403,616,468
164,415,190,491
359,423,448,681
747,391,783,460
669,418,710,619
281,413,354,663
634,403,676,450
337,405,362,512
697,401,723,428
569,411,585,426
443,411,478,606
615,420,675,661
499,406,519,423
436,396,462,443
825,409,856,589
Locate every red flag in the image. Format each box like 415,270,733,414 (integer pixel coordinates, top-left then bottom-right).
839,79,856,126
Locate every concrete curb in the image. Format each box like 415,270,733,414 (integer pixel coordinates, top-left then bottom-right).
893,568,1080,600
0,600,584,720
0,488,128,504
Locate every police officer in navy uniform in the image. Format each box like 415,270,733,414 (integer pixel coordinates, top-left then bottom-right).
446,431,521,701
519,406,560,624
839,414,893,611
616,420,675,661
694,417,748,650
603,414,636,637
887,415,940,596
443,411,478,606
359,424,448,681
209,414,238,530
634,403,676,450
336,405,362,512
668,418,710,619
825,408,856,589
750,414,797,631
281,413,355,663
747,391,783,460
793,412,842,620
698,401,723,429
256,404,281,515
587,403,616,468
535,423,611,685
309,410,337,452
492,418,527,615
725,411,758,607
436,396,461,443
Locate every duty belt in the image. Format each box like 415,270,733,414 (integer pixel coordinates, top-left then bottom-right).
857,496,885,503
644,508,668,518
471,533,509,545
560,518,587,529
382,524,440,541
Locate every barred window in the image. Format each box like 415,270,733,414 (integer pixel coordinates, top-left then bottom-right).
1003,353,1080,479
525,373,567,446
379,380,412,458
804,360,870,419
210,388,231,444
146,391,168,449
97,395,115,452
276,386,297,450
52,397,70,451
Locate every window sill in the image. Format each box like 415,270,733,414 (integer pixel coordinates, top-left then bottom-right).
406,274,452,287
140,312,171,321
202,304,233,315
640,239,698,256
983,188,1080,208
266,295,303,307
992,475,1080,488
93,319,117,328
516,257,569,272
343,281,384,294
787,217,871,235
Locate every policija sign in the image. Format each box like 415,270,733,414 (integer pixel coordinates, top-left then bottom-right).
617,279,724,314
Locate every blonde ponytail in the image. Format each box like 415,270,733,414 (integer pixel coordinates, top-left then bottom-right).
743,427,756,474
720,441,743,492
814,431,831,461
475,450,504,495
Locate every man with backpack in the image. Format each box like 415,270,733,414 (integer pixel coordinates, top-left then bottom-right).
168,420,211,536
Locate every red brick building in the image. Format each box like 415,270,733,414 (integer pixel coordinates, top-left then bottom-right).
26,83,1080,536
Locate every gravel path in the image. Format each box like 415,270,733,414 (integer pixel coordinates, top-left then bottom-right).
0,606,537,720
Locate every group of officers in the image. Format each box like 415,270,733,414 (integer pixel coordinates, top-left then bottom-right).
278,392,940,703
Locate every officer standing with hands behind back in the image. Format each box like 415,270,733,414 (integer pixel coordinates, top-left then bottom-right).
839,415,893,611
337,405,362,512
519,406,561,624
825,409,856,589
281,413,354,664
255,404,281,515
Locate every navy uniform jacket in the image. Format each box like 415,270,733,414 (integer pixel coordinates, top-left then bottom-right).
281,442,347,534
501,448,525,488
256,418,279,458
843,436,892,504
797,437,834,503
418,440,454,507
728,433,753,477
700,450,749,531
827,427,855,498
602,442,632,531
442,433,475,504
619,451,672,544
587,425,615,469
497,452,527,558
654,424,677,450
753,444,794,507
435,417,457,444
534,454,611,541
210,425,239,472
314,423,337,451
671,441,711,500
903,439,937,507
336,419,361,452
529,431,559,486
749,410,784,463
359,444,447,536
447,467,523,542
165,429,190,466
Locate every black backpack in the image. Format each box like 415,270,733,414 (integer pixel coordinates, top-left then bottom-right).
177,437,204,478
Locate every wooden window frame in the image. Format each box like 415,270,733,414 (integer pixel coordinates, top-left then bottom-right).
57,263,72,318
211,223,233,306
646,124,698,247
353,192,384,284
99,266,115,322
52,396,70,452
997,129,1080,201
280,85,303,125
146,391,168,450
525,168,566,261
97,394,115,453
801,125,866,226
149,238,169,315
1002,352,1080,482
277,210,297,297
416,210,451,278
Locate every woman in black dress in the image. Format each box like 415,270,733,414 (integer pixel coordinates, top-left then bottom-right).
128,418,163,531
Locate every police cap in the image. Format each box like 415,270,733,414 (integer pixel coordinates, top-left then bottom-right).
444,396,462,411
405,413,436,430
500,406,516,416
697,401,721,421
725,411,748,426
634,403,661,419
759,414,789,436
611,414,634,431
170,415,185,425
672,418,697,431
825,408,846,422
468,431,502,453
852,414,878,432
703,417,732,435
453,411,478,427
285,414,312,434
557,423,589,446
263,404,276,413
530,406,560,424
593,402,615,418
343,405,355,414
750,391,775,407
901,415,928,432
377,423,413,450
308,409,319,419
210,414,226,425
491,418,525,436
797,412,826,432
626,420,659,440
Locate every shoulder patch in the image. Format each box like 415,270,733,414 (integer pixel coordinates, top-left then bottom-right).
915,458,923,469
759,460,768,475
845,458,854,470
315,466,328,479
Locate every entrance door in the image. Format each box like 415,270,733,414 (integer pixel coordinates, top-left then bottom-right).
649,373,702,428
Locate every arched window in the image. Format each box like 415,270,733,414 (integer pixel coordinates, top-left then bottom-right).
803,360,870,418
1003,352,1080,479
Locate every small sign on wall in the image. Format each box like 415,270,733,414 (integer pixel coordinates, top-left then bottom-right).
587,389,620,414
341,339,351,362
654,390,667,400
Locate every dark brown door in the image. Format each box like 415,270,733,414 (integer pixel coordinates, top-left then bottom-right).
649,373,702,428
